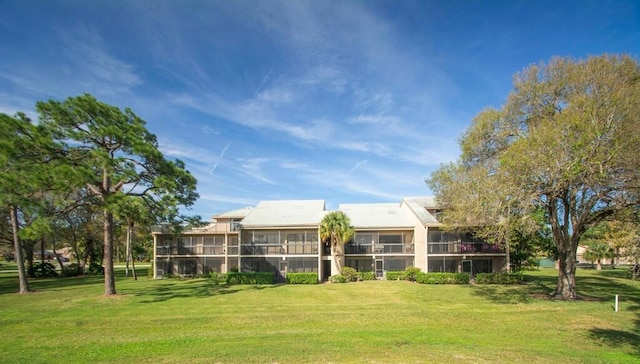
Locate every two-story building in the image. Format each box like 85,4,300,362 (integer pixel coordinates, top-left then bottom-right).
152,197,507,279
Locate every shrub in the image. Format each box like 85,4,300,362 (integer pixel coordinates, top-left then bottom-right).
225,272,274,285
87,263,104,275
208,272,228,284
415,272,470,284
341,267,358,282
147,261,154,278
404,267,422,281
33,262,58,278
358,271,376,281
385,271,405,281
62,263,82,277
286,273,319,284
475,272,523,284
330,274,347,283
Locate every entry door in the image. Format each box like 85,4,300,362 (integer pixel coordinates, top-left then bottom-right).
375,259,384,278
462,260,473,275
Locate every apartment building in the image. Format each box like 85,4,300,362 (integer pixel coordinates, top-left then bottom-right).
152,197,507,279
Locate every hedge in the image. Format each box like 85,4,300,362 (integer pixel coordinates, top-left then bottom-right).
208,272,228,284
475,272,523,284
286,272,319,284
358,271,376,281
225,272,275,285
415,272,470,284
385,271,405,280
330,274,347,283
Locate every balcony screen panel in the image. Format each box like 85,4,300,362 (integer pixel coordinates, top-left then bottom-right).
384,257,413,271
203,257,224,273
428,257,458,273
288,257,318,273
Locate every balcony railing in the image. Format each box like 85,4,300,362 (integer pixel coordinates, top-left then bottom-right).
427,242,505,254
345,243,414,254
156,246,226,255
202,246,225,255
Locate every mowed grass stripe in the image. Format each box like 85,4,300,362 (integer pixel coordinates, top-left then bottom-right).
0,268,638,363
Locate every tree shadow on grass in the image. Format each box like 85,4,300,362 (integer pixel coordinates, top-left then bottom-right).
588,305,640,358
469,271,640,305
468,273,556,304
127,279,286,303
0,274,107,296
576,275,640,304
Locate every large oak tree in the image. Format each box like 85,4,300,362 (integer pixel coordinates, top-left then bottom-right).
428,55,640,299
37,94,199,296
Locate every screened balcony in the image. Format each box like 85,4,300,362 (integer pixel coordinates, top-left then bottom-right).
345,231,414,255
427,242,505,254
345,242,414,254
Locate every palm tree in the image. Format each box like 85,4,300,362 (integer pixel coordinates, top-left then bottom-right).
320,211,354,276
583,242,613,270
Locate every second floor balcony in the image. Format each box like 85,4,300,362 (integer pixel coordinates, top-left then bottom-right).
345,243,414,255
156,246,227,256
428,242,505,255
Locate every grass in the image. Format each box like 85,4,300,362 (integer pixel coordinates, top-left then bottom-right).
0,267,638,363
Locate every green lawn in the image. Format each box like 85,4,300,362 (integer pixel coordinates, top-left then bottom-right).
0,268,638,363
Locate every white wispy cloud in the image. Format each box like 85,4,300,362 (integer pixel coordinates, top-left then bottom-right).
237,157,277,185
210,142,231,174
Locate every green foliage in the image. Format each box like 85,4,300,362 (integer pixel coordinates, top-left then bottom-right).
62,263,82,277
404,267,421,281
329,274,347,283
225,272,274,285
33,262,58,278
35,94,200,296
285,273,319,284
385,271,405,280
475,272,523,284
208,272,228,285
86,262,104,275
415,272,470,284
428,54,640,299
341,267,358,282
320,211,355,245
358,271,376,281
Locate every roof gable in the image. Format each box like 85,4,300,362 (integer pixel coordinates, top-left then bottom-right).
401,196,440,225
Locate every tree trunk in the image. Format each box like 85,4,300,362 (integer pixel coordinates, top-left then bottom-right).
127,221,137,280
40,238,45,264
10,206,30,293
505,238,511,273
331,240,344,276
552,241,578,299
52,241,65,273
103,208,116,296
24,241,35,278
125,222,130,277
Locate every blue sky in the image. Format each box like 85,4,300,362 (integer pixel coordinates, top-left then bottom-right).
1,1,639,218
